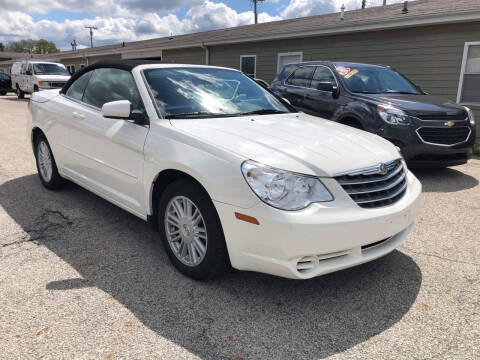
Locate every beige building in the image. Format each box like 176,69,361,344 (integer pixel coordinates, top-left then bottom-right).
1,0,479,143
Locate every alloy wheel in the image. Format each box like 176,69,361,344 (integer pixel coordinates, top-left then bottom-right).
37,141,53,182
164,196,208,267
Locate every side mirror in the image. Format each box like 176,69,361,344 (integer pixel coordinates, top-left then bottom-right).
101,100,132,119
26,70,32,75
316,82,334,92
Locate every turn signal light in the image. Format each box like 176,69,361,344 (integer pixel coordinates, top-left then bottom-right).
234,212,259,225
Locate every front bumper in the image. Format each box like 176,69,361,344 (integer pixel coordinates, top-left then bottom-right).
214,170,422,279
377,118,475,167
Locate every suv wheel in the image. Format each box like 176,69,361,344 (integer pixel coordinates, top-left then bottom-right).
16,85,24,99
34,134,65,190
158,179,229,280
33,85,39,92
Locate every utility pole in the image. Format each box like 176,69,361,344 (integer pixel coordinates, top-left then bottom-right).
85,26,98,48
251,0,266,24
383,0,387,5
362,0,366,9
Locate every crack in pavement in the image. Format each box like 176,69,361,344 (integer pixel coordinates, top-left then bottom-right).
1,209,74,248
403,247,480,266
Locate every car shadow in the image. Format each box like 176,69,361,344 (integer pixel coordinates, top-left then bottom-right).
411,167,478,193
0,174,422,359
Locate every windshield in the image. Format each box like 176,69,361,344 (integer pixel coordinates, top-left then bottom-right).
33,63,70,76
143,67,291,118
335,65,422,95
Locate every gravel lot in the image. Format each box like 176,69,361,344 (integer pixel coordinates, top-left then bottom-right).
0,94,479,359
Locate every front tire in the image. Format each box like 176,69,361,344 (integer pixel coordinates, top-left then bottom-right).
158,179,229,280
16,85,24,99
34,134,65,190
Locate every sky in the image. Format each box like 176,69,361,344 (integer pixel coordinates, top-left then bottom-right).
0,0,406,51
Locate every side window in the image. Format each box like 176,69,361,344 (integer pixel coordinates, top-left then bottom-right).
310,66,336,90
82,68,143,111
21,63,27,75
286,67,314,88
66,71,93,101
27,64,32,74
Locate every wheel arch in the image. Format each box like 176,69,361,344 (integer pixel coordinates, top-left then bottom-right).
31,127,46,153
148,168,211,230
338,114,364,129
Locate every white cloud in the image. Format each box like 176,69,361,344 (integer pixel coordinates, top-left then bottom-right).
0,0,411,50
0,0,202,17
0,1,281,50
281,0,335,18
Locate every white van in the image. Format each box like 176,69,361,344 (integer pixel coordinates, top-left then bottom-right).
11,60,71,99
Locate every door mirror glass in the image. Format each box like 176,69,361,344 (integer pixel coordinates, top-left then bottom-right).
316,82,334,92
101,100,132,119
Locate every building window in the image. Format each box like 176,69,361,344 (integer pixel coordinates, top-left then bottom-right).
240,55,256,78
277,52,303,74
458,42,480,105
66,65,76,75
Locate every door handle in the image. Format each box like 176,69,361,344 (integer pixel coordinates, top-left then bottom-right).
72,111,85,120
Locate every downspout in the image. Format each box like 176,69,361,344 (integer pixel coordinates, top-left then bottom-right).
201,42,210,65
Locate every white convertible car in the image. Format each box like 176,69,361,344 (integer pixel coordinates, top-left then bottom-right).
28,61,422,280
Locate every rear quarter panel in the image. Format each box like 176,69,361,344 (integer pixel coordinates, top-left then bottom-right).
30,92,70,169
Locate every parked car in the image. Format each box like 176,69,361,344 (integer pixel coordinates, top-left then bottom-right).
0,72,13,95
28,61,421,280
11,60,70,99
271,61,476,167
253,77,270,89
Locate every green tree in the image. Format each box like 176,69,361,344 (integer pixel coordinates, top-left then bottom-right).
6,39,59,54
0,42,4,51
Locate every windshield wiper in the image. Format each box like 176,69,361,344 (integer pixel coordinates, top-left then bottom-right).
165,111,236,119
238,109,289,116
384,91,419,95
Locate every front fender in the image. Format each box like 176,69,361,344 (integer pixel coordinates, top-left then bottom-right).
143,120,260,215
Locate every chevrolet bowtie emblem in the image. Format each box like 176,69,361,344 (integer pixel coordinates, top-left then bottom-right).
445,121,455,127
378,163,388,175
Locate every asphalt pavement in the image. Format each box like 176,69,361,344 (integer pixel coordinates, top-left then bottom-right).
0,94,479,359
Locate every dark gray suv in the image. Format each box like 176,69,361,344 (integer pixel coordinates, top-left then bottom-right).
271,61,476,167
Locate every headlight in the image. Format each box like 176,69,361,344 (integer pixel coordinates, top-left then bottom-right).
377,105,410,126
241,160,333,210
465,107,475,126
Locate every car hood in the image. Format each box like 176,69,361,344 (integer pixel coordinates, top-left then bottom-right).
359,93,467,117
171,112,400,177
35,75,70,81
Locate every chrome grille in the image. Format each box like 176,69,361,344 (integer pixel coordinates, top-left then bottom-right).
416,126,471,146
335,159,407,209
49,82,66,88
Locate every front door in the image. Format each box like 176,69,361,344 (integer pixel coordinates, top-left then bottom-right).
283,66,314,111
63,68,149,217
303,66,339,120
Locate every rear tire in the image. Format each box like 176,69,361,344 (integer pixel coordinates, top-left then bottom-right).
16,85,24,99
34,133,65,190
157,179,229,280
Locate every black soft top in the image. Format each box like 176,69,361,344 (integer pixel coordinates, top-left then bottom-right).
60,59,162,94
